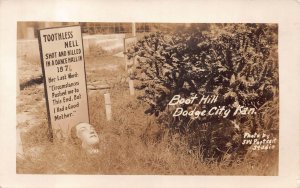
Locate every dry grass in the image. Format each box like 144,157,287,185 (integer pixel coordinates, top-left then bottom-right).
17,55,278,175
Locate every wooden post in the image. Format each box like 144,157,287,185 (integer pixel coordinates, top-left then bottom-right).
125,56,128,71
132,23,136,37
129,80,135,95
104,93,112,121
134,56,138,66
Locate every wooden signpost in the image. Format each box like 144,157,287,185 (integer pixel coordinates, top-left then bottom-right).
38,25,89,140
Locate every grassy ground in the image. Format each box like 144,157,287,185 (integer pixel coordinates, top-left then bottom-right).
16,54,278,175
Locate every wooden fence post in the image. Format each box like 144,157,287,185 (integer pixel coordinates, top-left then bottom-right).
123,38,128,71
104,93,112,121
132,23,136,37
129,80,135,95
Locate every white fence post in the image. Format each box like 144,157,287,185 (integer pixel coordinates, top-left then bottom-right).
132,23,136,37
129,80,135,95
104,93,112,121
134,56,139,66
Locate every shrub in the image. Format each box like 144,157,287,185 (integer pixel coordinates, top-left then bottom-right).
127,24,279,161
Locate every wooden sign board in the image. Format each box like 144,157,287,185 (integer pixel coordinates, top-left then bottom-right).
38,25,89,138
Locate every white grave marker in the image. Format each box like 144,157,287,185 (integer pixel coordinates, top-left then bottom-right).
38,25,89,138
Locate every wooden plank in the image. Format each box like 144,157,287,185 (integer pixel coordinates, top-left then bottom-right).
38,25,89,139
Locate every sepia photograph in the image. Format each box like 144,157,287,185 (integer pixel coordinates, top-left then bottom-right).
16,22,279,175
